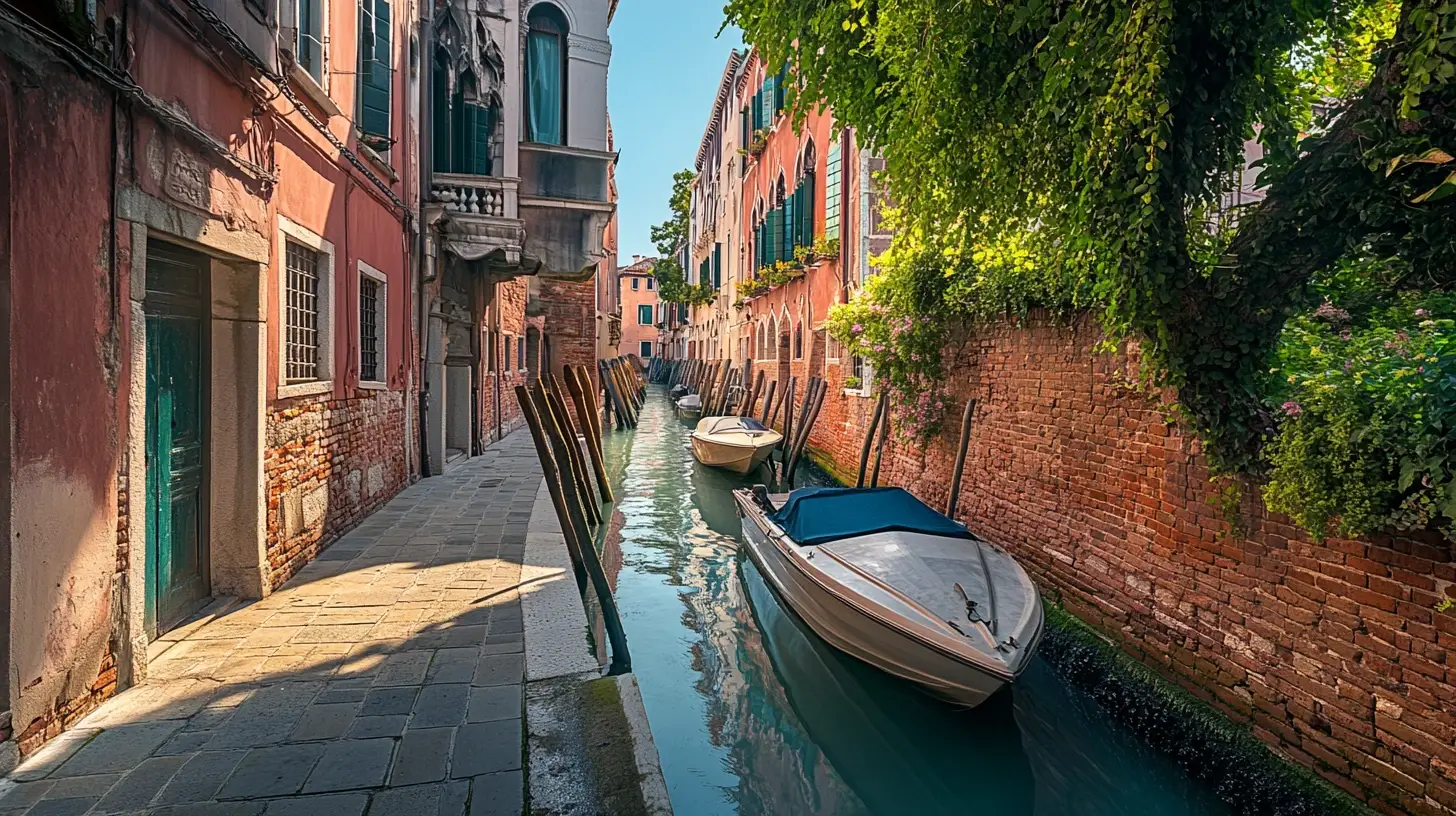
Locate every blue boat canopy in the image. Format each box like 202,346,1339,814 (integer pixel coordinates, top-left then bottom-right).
769,487,973,547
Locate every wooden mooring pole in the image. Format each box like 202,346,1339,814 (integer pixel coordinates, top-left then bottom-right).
517,384,631,674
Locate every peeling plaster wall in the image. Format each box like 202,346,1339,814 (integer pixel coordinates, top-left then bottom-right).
1,46,122,737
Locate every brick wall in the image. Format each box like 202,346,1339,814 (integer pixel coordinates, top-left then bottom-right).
539,277,598,389
787,311,1456,815
15,653,117,756
265,389,409,589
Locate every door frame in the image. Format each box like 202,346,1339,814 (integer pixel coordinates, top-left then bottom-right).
142,240,213,637
117,204,271,685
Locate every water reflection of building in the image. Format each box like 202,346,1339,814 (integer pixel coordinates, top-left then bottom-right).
675,516,863,815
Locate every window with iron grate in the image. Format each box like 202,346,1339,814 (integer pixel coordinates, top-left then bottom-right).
359,275,380,382
285,240,322,382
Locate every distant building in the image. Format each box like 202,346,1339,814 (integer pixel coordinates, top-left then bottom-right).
619,256,662,360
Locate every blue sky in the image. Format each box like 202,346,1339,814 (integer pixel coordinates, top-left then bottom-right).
610,2,744,262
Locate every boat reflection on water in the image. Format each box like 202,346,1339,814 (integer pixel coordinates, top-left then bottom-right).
690,459,771,538
604,388,1233,816
740,557,1038,815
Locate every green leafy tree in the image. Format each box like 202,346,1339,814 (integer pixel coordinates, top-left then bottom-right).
648,169,700,304
729,0,1456,537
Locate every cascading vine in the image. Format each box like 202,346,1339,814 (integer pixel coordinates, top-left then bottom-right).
727,0,1456,539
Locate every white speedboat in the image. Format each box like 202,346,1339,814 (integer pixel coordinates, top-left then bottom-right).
691,416,783,474
676,393,703,418
734,485,1044,707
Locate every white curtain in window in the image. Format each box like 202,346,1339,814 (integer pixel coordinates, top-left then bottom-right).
527,31,563,144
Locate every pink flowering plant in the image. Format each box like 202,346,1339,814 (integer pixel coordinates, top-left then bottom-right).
827,257,953,440
1263,267,1456,539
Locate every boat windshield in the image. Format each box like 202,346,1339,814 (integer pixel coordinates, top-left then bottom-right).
769,487,974,547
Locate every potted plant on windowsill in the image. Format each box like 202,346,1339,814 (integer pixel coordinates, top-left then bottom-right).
843,375,862,390
747,130,768,158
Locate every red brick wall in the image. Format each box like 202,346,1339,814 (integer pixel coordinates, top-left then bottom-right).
265,390,408,588
793,312,1456,815
539,277,598,389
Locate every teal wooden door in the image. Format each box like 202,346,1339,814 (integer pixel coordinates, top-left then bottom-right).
145,241,210,635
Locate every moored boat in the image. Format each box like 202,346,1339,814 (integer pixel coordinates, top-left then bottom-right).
733,485,1044,707
691,416,782,474
675,393,702,418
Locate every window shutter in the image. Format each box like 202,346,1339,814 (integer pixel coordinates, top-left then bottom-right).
760,77,774,130
741,105,751,151
431,61,450,172
766,210,778,267
470,104,494,175
802,173,815,246
783,194,795,256
713,243,722,289
358,0,392,139
824,141,842,239
774,64,789,113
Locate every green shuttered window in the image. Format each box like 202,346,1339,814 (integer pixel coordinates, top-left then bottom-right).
357,0,392,141
713,243,722,289
824,141,842,240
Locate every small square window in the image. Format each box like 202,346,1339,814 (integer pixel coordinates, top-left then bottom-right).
640,341,652,358
631,277,640,290
638,304,653,325
646,278,655,290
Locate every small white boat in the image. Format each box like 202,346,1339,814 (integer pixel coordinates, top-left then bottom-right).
691,416,783,474
676,393,703,418
734,485,1044,708
669,384,690,400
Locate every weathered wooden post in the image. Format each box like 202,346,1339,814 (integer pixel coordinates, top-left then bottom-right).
786,378,827,487
780,376,797,464
946,398,977,519
856,393,886,488
564,369,614,503
544,377,601,526
870,394,891,488
517,385,631,674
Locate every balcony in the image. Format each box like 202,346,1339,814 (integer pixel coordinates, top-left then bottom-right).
426,173,526,269
519,143,617,281
519,143,614,203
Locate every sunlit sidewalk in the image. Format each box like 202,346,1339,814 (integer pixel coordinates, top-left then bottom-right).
0,433,545,816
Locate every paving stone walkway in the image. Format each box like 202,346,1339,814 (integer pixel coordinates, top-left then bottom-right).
0,432,546,816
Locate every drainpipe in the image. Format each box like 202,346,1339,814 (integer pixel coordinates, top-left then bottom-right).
416,0,434,477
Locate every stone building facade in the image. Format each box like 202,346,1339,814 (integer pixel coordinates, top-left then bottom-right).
0,0,615,766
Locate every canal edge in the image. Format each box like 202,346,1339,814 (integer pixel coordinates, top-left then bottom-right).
521,479,674,815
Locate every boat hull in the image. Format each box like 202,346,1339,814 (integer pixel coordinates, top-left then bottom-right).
737,497,1011,707
692,434,776,474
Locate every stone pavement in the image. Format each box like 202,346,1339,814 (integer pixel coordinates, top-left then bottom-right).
0,432,548,816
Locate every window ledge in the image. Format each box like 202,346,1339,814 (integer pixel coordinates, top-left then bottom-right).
358,142,398,182
844,388,872,399
289,64,342,119
359,380,389,391
279,380,334,399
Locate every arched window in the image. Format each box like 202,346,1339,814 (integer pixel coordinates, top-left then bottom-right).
794,322,803,360
768,316,778,360
433,61,496,175
526,4,568,145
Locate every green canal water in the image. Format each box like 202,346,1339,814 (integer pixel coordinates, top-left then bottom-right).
599,387,1234,816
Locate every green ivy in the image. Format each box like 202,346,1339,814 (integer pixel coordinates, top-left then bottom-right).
732,0,1456,540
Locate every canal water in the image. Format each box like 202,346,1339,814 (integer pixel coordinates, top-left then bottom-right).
600,386,1233,816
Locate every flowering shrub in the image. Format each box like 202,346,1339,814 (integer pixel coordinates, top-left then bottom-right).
1263,277,1456,539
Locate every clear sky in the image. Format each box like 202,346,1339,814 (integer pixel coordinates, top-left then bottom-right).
609,2,744,263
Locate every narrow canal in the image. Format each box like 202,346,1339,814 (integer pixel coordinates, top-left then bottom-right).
601,386,1234,816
